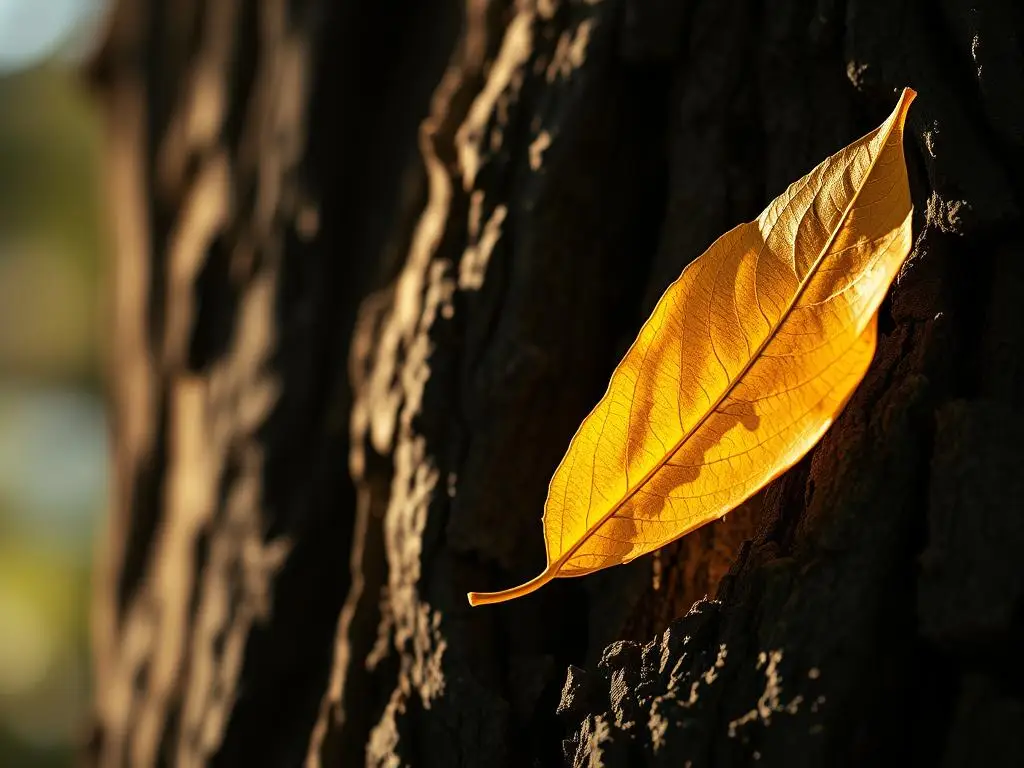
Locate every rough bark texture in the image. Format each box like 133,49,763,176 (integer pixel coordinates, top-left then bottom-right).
88,0,1024,766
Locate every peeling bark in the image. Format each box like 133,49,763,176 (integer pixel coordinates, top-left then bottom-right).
90,0,1024,766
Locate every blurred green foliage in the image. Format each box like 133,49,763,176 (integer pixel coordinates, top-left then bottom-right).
0,51,108,768
0,62,106,383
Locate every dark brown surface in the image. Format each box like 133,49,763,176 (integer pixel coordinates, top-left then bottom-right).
88,0,1024,766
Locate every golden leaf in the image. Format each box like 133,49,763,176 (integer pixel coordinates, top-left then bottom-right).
468,88,916,606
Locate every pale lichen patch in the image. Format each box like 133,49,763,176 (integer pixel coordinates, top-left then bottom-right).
925,191,970,234
845,60,869,89
727,649,804,738
923,120,939,158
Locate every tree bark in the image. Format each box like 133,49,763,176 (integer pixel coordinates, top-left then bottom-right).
88,0,1024,766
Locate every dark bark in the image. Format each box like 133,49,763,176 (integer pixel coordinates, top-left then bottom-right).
87,0,1024,766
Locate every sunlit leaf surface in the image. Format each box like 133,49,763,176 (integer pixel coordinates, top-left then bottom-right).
469,88,916,606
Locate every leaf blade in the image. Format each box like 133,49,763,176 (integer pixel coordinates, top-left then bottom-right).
468,88,916,606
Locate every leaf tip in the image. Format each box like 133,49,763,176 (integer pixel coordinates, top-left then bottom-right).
895,87,917,125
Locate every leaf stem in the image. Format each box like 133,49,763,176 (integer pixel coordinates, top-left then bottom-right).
466,567,557,606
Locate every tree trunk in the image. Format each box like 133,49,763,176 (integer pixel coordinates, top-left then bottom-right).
87,0,1024,766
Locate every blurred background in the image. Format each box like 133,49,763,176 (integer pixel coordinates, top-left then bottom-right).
0,1,113,765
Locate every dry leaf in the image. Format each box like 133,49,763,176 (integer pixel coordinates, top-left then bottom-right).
468,88,916,606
